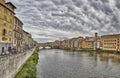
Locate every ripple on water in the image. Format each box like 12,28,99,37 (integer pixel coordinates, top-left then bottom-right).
37,49,120,78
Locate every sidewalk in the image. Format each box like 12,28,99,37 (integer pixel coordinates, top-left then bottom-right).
0,47,35,58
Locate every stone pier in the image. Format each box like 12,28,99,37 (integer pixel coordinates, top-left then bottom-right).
0,48,35,78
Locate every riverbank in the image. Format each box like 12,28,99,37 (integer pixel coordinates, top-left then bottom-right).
57,48,120,54
15,47,39,78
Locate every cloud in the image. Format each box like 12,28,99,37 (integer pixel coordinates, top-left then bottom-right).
6,0,120,42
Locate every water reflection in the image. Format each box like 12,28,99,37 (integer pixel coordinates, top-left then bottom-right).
37,49,120,78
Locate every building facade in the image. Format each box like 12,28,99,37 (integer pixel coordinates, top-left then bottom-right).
41,33,120,52
81,39,94,49
101,34,120,51
22,30,36,51
0,0,37,55
13,16,23,52
22,30,30,51
52,40,61,48
0,0,16,54
74,37,84,50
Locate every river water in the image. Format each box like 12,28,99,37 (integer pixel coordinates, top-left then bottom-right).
37,49,120,78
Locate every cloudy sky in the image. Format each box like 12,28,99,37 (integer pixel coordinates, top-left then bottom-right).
6,0,120,43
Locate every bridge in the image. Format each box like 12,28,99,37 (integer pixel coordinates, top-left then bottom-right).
39,42,53,49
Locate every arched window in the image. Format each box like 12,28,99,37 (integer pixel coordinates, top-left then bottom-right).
8,47,11,52
2,47,4,53
2,29,7,36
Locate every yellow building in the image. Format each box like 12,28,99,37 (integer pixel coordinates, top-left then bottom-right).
0,0,16,54
101,34,120,51
13,16,23,52
81,33,100,50
80,37,95,50
51,40,61,48
81,39,94,49
60,40,69,49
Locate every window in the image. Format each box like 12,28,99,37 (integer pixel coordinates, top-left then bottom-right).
4,22,6,26
14,33,16,38
15,19,17,24
9,38,11,41
4,16,7,21
4,8,8,14
10,12,12,16
2,29,7,36
8,47,11,52
2,37,7,41
10,19,12,23
14,39,16,44
10,26,12,29
9,31,12,35
2,47,4,53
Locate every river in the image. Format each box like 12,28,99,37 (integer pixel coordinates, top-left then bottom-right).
37,49,120,78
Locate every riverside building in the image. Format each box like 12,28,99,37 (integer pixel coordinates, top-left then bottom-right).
0,0,16,54
101,34,120,51
13,16,23,52
0,0,37,55
81,37,94,50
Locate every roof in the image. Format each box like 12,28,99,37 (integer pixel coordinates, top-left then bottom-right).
101,34,120,37
23,30,30,35
15,16,24,25
6,2,16,9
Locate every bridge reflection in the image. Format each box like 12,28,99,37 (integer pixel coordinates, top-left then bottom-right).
39,46,51,49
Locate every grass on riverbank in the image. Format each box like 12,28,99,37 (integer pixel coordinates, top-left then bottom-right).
15,47,39,78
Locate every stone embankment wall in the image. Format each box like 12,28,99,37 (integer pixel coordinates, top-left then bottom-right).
0,48,34,78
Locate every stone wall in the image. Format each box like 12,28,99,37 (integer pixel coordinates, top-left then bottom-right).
0,48,34,78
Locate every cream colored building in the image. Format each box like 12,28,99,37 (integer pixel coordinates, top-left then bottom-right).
101,34,120,51
13,16,23,52
22,30,31,50
70,38,77,49
67,39,72,48
74,37,84,50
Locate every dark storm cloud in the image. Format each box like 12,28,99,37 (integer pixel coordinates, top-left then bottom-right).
6,0,120,42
